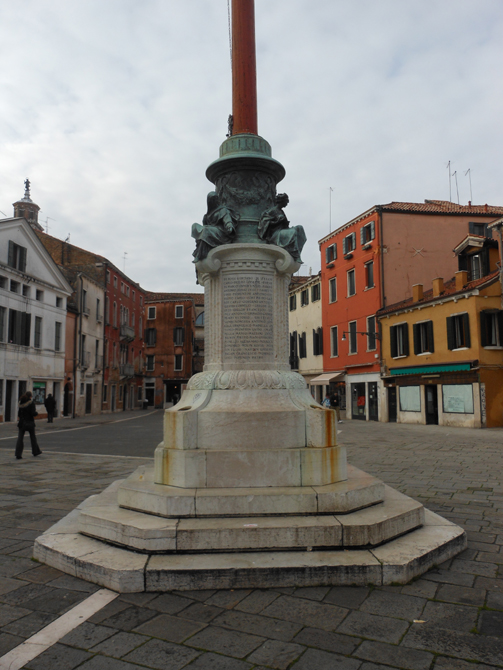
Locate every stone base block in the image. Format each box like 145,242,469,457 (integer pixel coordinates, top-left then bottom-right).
34,505,466,592
118,463,383,518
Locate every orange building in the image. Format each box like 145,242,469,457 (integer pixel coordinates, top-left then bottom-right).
319,200,503,421
143,293,204,407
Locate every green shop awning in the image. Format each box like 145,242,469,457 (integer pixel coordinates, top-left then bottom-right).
390,363,472,376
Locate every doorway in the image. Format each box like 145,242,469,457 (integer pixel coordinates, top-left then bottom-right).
388,387,397,422
85,384,92,414
368,382,378,421
111,385,116,411
425,385,438,425
351,383,366,420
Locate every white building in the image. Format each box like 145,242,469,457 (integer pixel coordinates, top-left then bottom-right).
288,274,325,402
0,216,72,422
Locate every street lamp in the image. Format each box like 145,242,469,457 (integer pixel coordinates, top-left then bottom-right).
341,330,380,341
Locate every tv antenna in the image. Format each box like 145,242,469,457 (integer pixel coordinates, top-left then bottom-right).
446,161,452,202
123,252,128,272
452,171,460,204
42,216,55,234
329,187,334,232
465,169,473,202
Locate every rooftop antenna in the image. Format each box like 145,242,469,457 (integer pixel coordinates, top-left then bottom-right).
0,210,7,217
465,168,473,202
452,170,460,204
42,216,55,234
123,252,128,272
446,161,452,202
329,187,334,232
64,234,70,243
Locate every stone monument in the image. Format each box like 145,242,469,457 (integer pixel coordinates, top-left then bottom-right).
34,0,466,592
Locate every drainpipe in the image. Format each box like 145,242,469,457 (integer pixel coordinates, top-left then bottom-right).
74,273,83,419
497,225,503,310
101,262,107,412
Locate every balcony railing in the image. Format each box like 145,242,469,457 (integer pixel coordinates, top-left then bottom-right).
120,363,135,377
120,324,135,342
81,351,91,369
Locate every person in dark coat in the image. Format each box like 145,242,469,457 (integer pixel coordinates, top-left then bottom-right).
44,393,56,423
15,392,42,459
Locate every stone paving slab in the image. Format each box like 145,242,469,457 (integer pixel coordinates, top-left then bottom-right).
0,420,502,669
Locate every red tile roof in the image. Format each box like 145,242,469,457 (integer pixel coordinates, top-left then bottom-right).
145,292,204,304
381,201,503,215
378,270,500,316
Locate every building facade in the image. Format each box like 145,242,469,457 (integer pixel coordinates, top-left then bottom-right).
319,200,503,422
0,216,72,422
143,293,204,407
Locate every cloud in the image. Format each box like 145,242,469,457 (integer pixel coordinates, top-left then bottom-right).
1,0,502,289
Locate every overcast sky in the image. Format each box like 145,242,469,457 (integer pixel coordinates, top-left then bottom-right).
1,1,502,292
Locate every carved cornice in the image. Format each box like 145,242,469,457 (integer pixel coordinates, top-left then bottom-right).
188,370,307,391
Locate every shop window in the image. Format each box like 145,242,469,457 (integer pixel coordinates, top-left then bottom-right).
480,310,503,347
442,384,474,414
325,243,337,264
413,320,434,355
330,326,338,357
399,386,421,412
33,382,46,404
347,269,355,297
289,294,296,311
446,313,470,350
329,277,337,303
390,323,409,358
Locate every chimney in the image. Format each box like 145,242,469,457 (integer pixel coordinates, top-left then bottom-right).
432,277,444,297
455,270,468,290
412,284,423,302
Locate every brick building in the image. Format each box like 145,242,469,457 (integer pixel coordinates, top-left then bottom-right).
143,292,204,407
36,233,146,413
319,200,503,422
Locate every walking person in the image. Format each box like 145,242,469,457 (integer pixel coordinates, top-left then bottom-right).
330,392,343,423
44,393,56,423
322,393,331,408
15,392,42,459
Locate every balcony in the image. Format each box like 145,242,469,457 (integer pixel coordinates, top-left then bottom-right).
120,324,135,342
94,355,104,371
120,363,135,377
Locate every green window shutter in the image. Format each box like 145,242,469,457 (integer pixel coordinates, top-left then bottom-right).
19,246,27,273
312,329,316,356
343,237,347,255
370,220,375,240
413,324,420,355
463,313,471,348
8,241,15,268
318,327,323,355
390,325,397,358
427,320,434,353
360,228,365,245
403,324,409,356
446,316,455,350
21,312,31,346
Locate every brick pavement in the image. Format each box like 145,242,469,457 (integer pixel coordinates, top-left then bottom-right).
0,419,502,669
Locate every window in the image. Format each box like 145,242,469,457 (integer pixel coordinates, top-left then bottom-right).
113,342,117,367
148,306,156,320
349,321,357,354
103,385,108,402
139,316,143,339
480,310,503,347
10,280,20,293
470,254,482,281
367,316,377,351
289,294,296,311
330,326,338,357
399,386,421,412
126,286,130,297
140,296,143,307
313,327,323,356
95,340,100,368
23,285,30,297
96,299,101,321
113,302,117,327
34,317,42,349
106,270,110,284
311,283,320,302
447,313,470,350
173,327,185,345
299,332,307,358
146,355,155,371
0,276,7,289
195,311,204,326
360,221,376,245
0,380,3,405
80,382,85,396
413,320,434,355
390,323,409,358
120,282,124,293
8,310,31,346
145,328,157,347
132,290,135,302
0,307,6,342
55,321,62,352
442,384,474,414
326,243,337,264
174,354,183,371
301,289,309,306
365,261,374,289
342,233,356,255
56,296,62,307
8,241,27,272
347,269,355,297
36,289,44,302
175,305,184,318
82,289,89,315
113,276,118,288
469,221,490,238
132,312,135,327
329,277,337,303
289,331,299,369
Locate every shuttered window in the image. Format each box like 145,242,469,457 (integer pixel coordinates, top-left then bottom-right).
360,221,376,245
446,313,470,350
343,233,356,255
390,323,409,358
413,321,434,354
8,309,31,346
325,244,337,263
145,328,157,347
312,327,323,356
329,277,337,303
8,241,27,272
173,327,185,345
480,310,503,347
299,332,307,358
